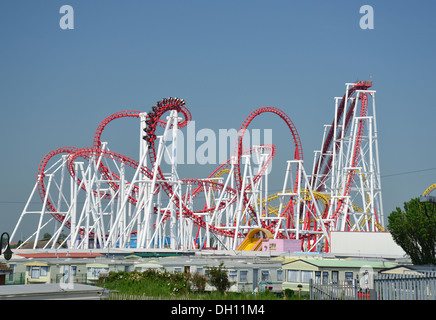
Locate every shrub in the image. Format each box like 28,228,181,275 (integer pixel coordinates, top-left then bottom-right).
206,263,232,294
98,269,192,297
190,272,207,292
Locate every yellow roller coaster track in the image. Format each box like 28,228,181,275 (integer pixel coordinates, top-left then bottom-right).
423,183,436,196
257,189,329,220
213,168,231,178
211,166,386,232
257,189,386,232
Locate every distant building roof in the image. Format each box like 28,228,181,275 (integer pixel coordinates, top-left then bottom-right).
16,252,103,259
380,264,436,274
130,252,183,258
18,239,63,250
283,258,396,269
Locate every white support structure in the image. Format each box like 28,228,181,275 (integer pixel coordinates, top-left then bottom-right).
309,82,384,251
11,83,384,252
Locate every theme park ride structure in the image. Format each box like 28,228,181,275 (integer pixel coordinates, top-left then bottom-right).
420,183,436,203
10,81,384,252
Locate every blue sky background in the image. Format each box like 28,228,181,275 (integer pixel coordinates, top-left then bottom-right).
1,0,435,239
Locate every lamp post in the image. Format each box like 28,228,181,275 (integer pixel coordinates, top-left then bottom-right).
0,232,13,261
420,195,436,204
419,195,436,218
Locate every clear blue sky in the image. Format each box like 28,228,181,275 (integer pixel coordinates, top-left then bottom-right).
1,0,435,239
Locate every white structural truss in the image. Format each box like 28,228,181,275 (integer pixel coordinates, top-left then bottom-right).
306,82,385,251
11,81,385,252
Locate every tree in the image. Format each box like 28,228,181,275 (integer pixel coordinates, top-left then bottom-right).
43,233,52,239
388,197,436,265
206,263,232,294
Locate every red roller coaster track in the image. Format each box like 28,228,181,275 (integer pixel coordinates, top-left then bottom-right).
30,80,380,251
35,98,304,241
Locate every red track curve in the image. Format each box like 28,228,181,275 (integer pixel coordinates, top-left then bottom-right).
36,98,305,243
232,107,304,236
308,81,373,251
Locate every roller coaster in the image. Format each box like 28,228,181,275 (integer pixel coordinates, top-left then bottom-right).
420,183,436,204
11,81,384,252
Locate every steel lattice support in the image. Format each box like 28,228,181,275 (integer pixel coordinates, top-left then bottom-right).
11,82,384,252
309,82,384,251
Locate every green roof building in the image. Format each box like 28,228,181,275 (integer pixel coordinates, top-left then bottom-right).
282,258,397,293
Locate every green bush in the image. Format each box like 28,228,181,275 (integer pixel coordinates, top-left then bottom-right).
190,271,207,292
283,288,294,299
99,269,192,297
206,263,232,294
97,268,302,300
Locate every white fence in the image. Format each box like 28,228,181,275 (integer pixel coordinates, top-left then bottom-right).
374,272,436,300
310,272,436,300
309,280,372,300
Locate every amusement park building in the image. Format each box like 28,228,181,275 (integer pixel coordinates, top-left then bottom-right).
3,252,284,292
379,264,436,276
2,248,406,295
281,258,396,293
7,256,130,285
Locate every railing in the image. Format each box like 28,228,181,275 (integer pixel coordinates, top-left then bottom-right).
107,292,192,300
309,279,370,300
374,272,436,300
310,272,436,300
52,273,88,285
